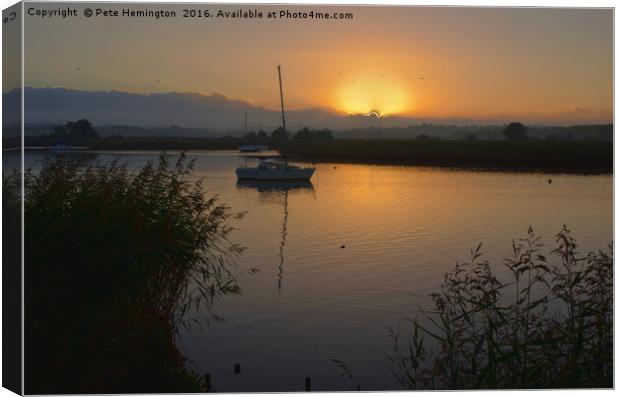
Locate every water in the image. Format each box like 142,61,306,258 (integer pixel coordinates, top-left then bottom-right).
12,149,613,391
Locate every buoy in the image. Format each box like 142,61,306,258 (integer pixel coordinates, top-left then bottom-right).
234,364,241,374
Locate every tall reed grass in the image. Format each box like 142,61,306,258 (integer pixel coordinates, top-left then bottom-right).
14,154,244,393
389,227,612,389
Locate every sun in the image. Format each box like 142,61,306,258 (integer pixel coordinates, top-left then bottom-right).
334,75,412,116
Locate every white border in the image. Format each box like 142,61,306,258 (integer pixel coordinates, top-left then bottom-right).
0,1,616,397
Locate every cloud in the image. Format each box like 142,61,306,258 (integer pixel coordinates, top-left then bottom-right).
9,87,613,132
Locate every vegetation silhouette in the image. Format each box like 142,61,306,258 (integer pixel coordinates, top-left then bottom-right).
257,130,269,141
2,168,22,392
16,122,611,173
271,126,289,141
389,227,612,389
503,122,529,141
51,118,99,139
13,153,245,393
282,139,612,172
292,127,334,140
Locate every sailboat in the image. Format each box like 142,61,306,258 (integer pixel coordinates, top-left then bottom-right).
235,65,315,181
238,144,268,153
238,112,268,152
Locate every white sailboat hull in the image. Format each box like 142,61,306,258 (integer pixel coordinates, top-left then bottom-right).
239,144,268,153
236,167,315,180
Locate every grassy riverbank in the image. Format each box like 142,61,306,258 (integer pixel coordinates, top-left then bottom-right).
18,136,613,173
283,140,613,173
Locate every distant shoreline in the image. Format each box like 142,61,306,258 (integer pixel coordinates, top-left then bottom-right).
285,154,613,175
284,140,613,174
11,137,614,174
283,140,613,174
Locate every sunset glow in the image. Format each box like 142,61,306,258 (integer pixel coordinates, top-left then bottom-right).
19,5,613,125
334,75,413,116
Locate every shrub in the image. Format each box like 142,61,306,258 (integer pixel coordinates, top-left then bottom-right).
20,154,244,393
390,227,612,389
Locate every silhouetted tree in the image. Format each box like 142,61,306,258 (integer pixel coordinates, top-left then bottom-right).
315,128,334,140
52,119,99,139
292,127,334,140
503,122,528,141
293,127,315,140
271,127,288,141
257,130,268,141
69,119,98,138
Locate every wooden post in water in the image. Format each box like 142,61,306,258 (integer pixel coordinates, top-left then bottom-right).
305,377,311,391
234,363,241,374
203,373,212,392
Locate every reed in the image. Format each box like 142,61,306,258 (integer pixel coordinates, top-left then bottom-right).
389,227,613,389
15,154,244,393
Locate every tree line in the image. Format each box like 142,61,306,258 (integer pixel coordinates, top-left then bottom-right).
42,119,608,143
242,126,334,141
50,119,99,139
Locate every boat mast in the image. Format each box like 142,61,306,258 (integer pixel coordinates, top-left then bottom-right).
244,111,248,135
277,65,288,164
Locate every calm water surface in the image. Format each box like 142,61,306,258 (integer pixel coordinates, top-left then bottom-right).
13,149,613,391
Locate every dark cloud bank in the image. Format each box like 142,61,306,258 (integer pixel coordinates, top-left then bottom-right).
3,88,612,138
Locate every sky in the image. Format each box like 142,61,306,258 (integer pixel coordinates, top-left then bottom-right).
21,4,613,124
